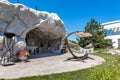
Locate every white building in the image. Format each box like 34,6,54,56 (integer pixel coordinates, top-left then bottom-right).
102,20,120,48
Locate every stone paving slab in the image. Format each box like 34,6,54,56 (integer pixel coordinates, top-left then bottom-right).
0,53,105,79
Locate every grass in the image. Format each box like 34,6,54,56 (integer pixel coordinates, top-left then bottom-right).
88,51,120,80
2,49,120,80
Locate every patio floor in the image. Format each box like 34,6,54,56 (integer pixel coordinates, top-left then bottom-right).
0,52,105,79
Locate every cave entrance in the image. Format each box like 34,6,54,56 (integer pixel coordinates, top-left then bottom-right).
25,27,62,53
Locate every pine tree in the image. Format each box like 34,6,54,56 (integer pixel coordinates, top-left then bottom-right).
77,18,109,48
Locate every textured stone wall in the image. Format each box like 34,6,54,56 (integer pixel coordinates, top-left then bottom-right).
0,1,66,52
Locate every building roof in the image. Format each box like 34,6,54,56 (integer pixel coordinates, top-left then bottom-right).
102,20,120,26
102,20,120,31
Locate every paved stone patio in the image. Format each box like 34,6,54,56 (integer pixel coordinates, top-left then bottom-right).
0,52,105,79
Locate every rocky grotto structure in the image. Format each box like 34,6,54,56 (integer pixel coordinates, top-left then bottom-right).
0,0,66,64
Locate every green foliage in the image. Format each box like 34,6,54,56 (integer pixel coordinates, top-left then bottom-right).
78,18,110,48
88,52,120,80
89,66,120,80
68,40,78,48
76,37,91,47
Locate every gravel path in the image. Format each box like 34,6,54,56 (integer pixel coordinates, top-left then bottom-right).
0,53,105,79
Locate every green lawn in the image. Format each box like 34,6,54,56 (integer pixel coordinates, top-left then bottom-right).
2,49,120,80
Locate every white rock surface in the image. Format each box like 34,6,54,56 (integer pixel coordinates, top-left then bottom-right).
0,36,3,49
0,1,66,54
13,41,26,54
0,36,26,56
0,1,66,38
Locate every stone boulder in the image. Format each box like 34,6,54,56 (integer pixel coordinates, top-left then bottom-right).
0,0,66,54
0,36,26,56
0,1,66,38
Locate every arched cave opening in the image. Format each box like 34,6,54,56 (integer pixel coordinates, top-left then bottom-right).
25,27,62,53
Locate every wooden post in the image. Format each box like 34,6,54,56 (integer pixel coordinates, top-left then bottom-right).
63,31,80,58
64,38,77,58
63,31,94,61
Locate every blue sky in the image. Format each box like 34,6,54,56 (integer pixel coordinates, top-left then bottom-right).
8,0,120,40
